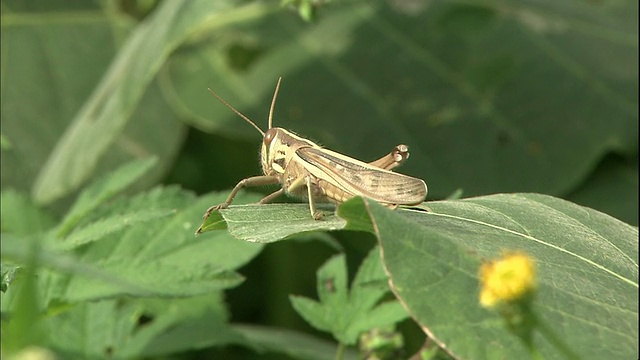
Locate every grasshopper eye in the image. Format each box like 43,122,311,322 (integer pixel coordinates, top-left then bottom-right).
264,128,277,147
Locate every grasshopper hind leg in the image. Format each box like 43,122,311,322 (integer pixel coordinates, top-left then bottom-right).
369,144,410,170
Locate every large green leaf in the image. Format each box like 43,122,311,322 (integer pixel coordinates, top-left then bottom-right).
356,195,637,359
203,194,638,359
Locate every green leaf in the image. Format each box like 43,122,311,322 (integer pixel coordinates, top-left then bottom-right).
56,208,175,251
44,295,243,359
195,208,228,235
2,2,185,204
56,157,158,238
2,190,264,303
29,1,247,204
0,237,46,355
212,193,637,358
1,186,266,358
290,247,408,345
354,194,638,359
199,203,347,242
58,189,264,302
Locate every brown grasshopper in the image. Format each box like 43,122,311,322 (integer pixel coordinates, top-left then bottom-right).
198,78,427,230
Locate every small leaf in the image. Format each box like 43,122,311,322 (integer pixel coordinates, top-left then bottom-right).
212,203,347,243
206,201,420,243
290,248,408,345
195,209,227,235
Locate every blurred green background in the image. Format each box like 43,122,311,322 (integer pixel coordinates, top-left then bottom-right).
1,0,637,358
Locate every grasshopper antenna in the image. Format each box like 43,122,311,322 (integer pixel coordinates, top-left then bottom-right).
207,88,265,136
268,77,282,130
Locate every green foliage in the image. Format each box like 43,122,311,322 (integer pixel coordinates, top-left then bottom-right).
1,0,637,359
1,160,264,357
290,248,409,345
208,195,638,359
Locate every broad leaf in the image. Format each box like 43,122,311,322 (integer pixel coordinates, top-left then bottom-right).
208,193,638,359
348,195,638,360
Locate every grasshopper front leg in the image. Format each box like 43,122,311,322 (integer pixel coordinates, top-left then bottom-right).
258,188,285,204
369,144,410,171
368,144,411,210
203,175,280,219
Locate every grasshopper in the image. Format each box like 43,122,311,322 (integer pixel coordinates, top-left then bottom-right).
199,78,427,229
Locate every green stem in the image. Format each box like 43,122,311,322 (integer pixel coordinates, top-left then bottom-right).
335,342,345,360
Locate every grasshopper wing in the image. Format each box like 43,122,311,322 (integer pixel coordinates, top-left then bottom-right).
296,147,427,205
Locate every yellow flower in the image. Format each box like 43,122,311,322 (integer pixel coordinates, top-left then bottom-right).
479,252,536,308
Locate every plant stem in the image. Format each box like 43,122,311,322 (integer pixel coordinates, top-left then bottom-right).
335,343,345,360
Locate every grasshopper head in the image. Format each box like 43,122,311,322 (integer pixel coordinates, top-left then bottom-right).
260,126,318,177
261,128,282,176
209,77,314,177
259,78,319,177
